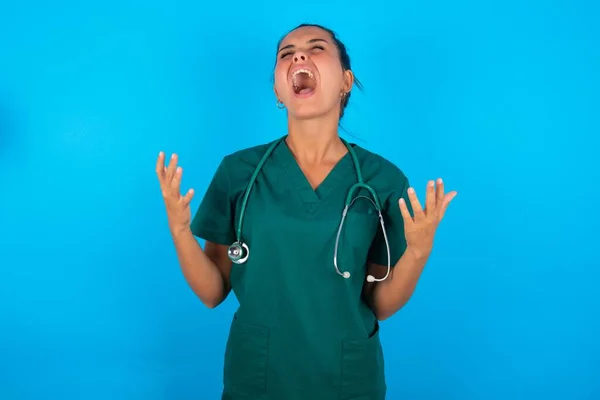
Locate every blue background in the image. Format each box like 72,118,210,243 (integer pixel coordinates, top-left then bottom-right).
1,0,598,399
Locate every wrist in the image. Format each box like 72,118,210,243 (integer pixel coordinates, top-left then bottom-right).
170,224,192,239
405,245,431,263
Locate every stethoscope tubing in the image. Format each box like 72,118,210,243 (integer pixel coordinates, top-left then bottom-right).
227,136,392,282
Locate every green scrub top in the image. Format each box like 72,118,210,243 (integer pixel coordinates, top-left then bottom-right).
191,136,410,400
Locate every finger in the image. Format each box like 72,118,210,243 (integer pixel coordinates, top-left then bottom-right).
165,153,178,183
398,198,414,227
435,178,445,210
407,187,425,220
156,151,165,181
170,166,183,194
181,188,195,206
425,180,435,216
440,191,458,219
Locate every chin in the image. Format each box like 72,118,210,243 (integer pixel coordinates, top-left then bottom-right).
286,97,337,121
288,106,326,120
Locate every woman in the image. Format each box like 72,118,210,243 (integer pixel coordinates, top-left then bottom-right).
156,23,456,400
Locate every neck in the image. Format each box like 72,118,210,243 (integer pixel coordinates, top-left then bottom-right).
285,114,346,165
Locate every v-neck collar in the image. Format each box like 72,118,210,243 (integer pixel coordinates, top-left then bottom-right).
273,136,354,207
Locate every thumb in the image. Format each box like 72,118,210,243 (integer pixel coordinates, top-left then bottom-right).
181,188,195,206
440,191,457,218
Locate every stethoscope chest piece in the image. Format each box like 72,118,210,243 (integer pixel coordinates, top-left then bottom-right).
228,241,249,264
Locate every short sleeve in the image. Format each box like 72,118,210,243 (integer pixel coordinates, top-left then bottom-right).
189,157,236,245
368,173,411,267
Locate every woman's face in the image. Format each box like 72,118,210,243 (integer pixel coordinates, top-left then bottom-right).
274,26,353,120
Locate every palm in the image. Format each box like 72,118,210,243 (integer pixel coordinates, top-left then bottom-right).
155,151,195,232
399,178,457,256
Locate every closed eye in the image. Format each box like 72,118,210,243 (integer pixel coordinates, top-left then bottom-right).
279,45,326,59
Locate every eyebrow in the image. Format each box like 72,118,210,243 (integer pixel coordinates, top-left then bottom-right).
278,38,329,53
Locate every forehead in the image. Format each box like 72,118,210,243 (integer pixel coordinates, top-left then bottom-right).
279,26,332,48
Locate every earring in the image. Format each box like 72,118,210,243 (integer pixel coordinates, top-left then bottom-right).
276,99,285,109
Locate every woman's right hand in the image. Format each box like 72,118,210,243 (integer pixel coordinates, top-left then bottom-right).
156,151,195,236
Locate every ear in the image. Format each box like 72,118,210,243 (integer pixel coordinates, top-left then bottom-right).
342,70,354,93
273,86,279,100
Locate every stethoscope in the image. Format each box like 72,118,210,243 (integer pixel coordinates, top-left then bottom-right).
227,136,391,283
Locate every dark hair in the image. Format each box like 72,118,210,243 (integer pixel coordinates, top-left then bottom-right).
274,23,364,120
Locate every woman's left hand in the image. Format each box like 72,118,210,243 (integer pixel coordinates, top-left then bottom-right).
399,178,457,260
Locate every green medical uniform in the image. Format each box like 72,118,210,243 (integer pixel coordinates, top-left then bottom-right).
190,136,410,400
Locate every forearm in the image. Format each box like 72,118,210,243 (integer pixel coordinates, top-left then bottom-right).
171,228,227,308
369,248,429,320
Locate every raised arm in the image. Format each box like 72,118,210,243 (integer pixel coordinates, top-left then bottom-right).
363,178,457,320
157,151,233,308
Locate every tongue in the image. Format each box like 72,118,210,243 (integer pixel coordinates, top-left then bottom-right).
294,73,315,94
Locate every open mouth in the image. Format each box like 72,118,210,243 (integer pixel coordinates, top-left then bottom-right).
291,68,317,96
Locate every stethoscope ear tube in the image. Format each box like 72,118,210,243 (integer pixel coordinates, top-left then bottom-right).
333,199,391,282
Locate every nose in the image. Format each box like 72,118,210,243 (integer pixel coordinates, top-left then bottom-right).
292,52,308,63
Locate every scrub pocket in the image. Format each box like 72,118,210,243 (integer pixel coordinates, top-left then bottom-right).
339,322,386,400
223,314,270,396
342,212,380,256
342,210,379,248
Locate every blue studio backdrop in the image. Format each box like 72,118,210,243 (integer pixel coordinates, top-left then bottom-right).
0,1,598,399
